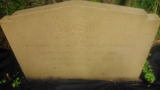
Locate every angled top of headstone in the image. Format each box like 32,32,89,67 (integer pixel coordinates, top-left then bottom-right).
0,1,160,81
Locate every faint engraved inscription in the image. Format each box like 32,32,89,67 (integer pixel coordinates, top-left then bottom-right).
42,57,114,61
52,16,99,21
40,50,115,61
54,36,98,40
57,25,98,32
26,44,51,47
25,44,135,48
38,51,116,55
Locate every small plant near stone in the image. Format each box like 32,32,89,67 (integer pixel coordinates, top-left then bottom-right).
142,54,155,87
0,72,21,88
0,79,7,84
129,0,159,85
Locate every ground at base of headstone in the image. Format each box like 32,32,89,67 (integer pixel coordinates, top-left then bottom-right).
3,79,159,90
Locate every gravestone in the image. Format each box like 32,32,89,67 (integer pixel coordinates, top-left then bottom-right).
0,1,160,80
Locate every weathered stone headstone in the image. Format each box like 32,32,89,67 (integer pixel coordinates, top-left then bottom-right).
0,1,160,80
